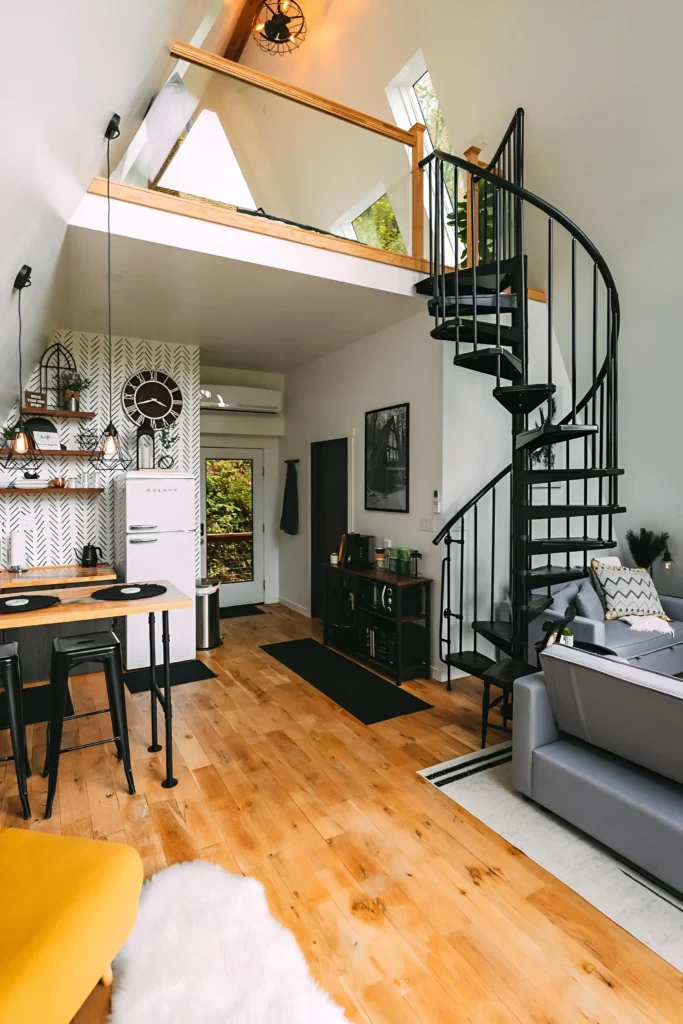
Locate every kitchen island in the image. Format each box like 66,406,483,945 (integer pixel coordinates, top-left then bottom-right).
0,562,117,681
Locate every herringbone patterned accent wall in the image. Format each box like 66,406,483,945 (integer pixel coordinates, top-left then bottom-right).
0,330,201,573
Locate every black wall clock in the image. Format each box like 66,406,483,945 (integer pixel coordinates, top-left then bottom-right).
122,371,183,429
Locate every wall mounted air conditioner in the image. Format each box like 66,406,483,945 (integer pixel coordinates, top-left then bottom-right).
199,384,283,416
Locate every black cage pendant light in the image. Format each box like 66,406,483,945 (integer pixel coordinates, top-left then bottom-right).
1,266,45,474
253,0,307,55
92,114,133,473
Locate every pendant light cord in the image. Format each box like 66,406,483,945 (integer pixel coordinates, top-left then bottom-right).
17,288,23,412
107,136,113,424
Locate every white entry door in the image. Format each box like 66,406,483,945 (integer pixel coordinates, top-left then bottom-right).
200,447,265,607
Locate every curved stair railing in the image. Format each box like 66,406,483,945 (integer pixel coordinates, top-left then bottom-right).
419,110,621,716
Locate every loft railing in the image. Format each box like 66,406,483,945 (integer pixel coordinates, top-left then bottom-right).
106,42,428,265
423,126,620,684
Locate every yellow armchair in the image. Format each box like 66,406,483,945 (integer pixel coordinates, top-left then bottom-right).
0,828,143,1023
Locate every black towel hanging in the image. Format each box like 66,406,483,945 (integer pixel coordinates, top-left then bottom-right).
280,460,299,535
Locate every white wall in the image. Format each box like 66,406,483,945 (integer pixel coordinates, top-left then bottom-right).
240,0,683,592
0,0,225,423
199,366,285,602
280,310,444,674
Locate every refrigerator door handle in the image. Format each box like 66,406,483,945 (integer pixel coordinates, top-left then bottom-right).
130,524,158,531
129,537,158,544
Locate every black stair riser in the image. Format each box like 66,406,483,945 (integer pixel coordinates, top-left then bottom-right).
428,294,518,317
453,347,522,382
515,423,598,452
522,504,626,520
522,467,624,484
526,537,618,555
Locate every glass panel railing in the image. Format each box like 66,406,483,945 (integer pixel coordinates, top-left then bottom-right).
115,69,419,259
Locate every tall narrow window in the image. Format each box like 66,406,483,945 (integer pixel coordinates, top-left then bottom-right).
386,52,464,263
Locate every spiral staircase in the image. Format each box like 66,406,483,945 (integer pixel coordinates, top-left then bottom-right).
417,110,623,738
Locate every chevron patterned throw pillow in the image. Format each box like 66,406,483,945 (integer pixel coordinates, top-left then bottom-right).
590,559,670,621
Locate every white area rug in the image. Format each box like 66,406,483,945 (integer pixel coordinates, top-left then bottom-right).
419,743,683,971
109,862,347,1023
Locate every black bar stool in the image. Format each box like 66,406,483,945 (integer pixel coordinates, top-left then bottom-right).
43,631,135,819
0,642,31,820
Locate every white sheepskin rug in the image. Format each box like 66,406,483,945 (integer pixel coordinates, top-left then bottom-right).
109,861,347,1023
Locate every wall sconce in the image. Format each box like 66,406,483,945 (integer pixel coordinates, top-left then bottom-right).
663,549,673,571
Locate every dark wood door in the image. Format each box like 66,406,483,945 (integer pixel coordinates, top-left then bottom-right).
310,438,348,619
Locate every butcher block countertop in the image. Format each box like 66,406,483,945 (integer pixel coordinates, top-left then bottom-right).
0,563,116,590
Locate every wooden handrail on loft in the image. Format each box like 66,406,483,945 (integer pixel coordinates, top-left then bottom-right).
169,42,426,259
86,178,433,274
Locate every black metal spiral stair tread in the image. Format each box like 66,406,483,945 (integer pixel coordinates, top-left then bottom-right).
431,320,522,347
472,620,513,655
482,657,536,689
453,347,522,381
444,650,495,678
415,258,517,297
523,565,590,586
428,293,518,317
526,536,618,555
525,595,553,620
522,467,624,484
515,422,598,451
493,383,555,415
522,504,626,520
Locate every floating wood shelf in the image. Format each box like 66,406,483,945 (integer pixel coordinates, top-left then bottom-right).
0,450,103,457
0,487,104,495
21,407,96,419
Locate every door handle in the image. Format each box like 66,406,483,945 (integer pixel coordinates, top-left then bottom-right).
130,524,158,531
129,538,158,544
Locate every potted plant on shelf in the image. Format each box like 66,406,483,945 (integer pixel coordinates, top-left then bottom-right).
2,425,15,451
57,370,92,412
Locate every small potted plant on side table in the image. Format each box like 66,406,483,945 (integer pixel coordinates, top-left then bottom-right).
57,370,92,412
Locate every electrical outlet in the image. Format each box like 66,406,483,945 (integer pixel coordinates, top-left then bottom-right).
420,517,435,532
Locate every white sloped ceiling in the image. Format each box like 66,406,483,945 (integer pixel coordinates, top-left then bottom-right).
0,0,228,422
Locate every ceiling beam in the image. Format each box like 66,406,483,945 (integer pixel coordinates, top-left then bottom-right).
224,0,262,62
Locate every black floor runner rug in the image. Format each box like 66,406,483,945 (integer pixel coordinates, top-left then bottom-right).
260,638,432,725
220,604,265,619
124,659,217,695
0,686,74,730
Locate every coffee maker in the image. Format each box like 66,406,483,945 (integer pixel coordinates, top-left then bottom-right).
345,534,375,569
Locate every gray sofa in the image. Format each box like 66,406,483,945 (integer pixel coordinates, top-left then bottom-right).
513,644,683,893
527,575,683,674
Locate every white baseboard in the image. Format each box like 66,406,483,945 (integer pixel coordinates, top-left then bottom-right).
278,596,310,617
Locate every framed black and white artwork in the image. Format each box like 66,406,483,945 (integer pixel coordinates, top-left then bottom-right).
364,403,409,513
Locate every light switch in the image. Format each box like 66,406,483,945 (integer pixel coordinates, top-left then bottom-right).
420,517,435,532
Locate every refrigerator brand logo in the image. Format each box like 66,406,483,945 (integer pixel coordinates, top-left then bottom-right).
145,486,179,493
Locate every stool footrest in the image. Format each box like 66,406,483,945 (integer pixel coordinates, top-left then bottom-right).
60,736,120,755
63,707,111,723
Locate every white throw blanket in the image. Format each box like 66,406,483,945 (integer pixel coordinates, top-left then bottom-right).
621,615,674,634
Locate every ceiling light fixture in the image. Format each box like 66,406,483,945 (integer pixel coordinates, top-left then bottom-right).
92,114,133,472
252,0,307,55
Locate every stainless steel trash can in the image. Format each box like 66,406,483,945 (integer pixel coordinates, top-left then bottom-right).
196,580,222,650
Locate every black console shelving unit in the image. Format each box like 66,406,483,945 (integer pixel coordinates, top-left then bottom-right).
322,564,432,686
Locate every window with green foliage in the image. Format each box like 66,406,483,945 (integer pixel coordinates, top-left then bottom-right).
352,194,407,255
205,458,254,584
411,69,470,264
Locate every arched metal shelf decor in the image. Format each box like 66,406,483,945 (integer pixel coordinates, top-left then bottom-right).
253,0,307,55
39,342,77,408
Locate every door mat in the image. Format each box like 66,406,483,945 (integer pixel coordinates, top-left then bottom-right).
260,638,432,725
124,659,217,695
220,604,265,619
0,685,74,730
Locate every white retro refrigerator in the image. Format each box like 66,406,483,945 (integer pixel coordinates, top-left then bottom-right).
114,472,196,670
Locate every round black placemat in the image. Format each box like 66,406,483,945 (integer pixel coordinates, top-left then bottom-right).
92,584,167,602
0,594,61,615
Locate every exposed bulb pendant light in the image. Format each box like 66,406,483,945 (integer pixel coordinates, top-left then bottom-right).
93,114,132,472
12,265,32,456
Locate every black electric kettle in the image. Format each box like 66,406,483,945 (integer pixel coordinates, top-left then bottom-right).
77,544,103,568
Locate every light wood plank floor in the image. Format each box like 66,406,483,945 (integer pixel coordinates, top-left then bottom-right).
0,605,680,1023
